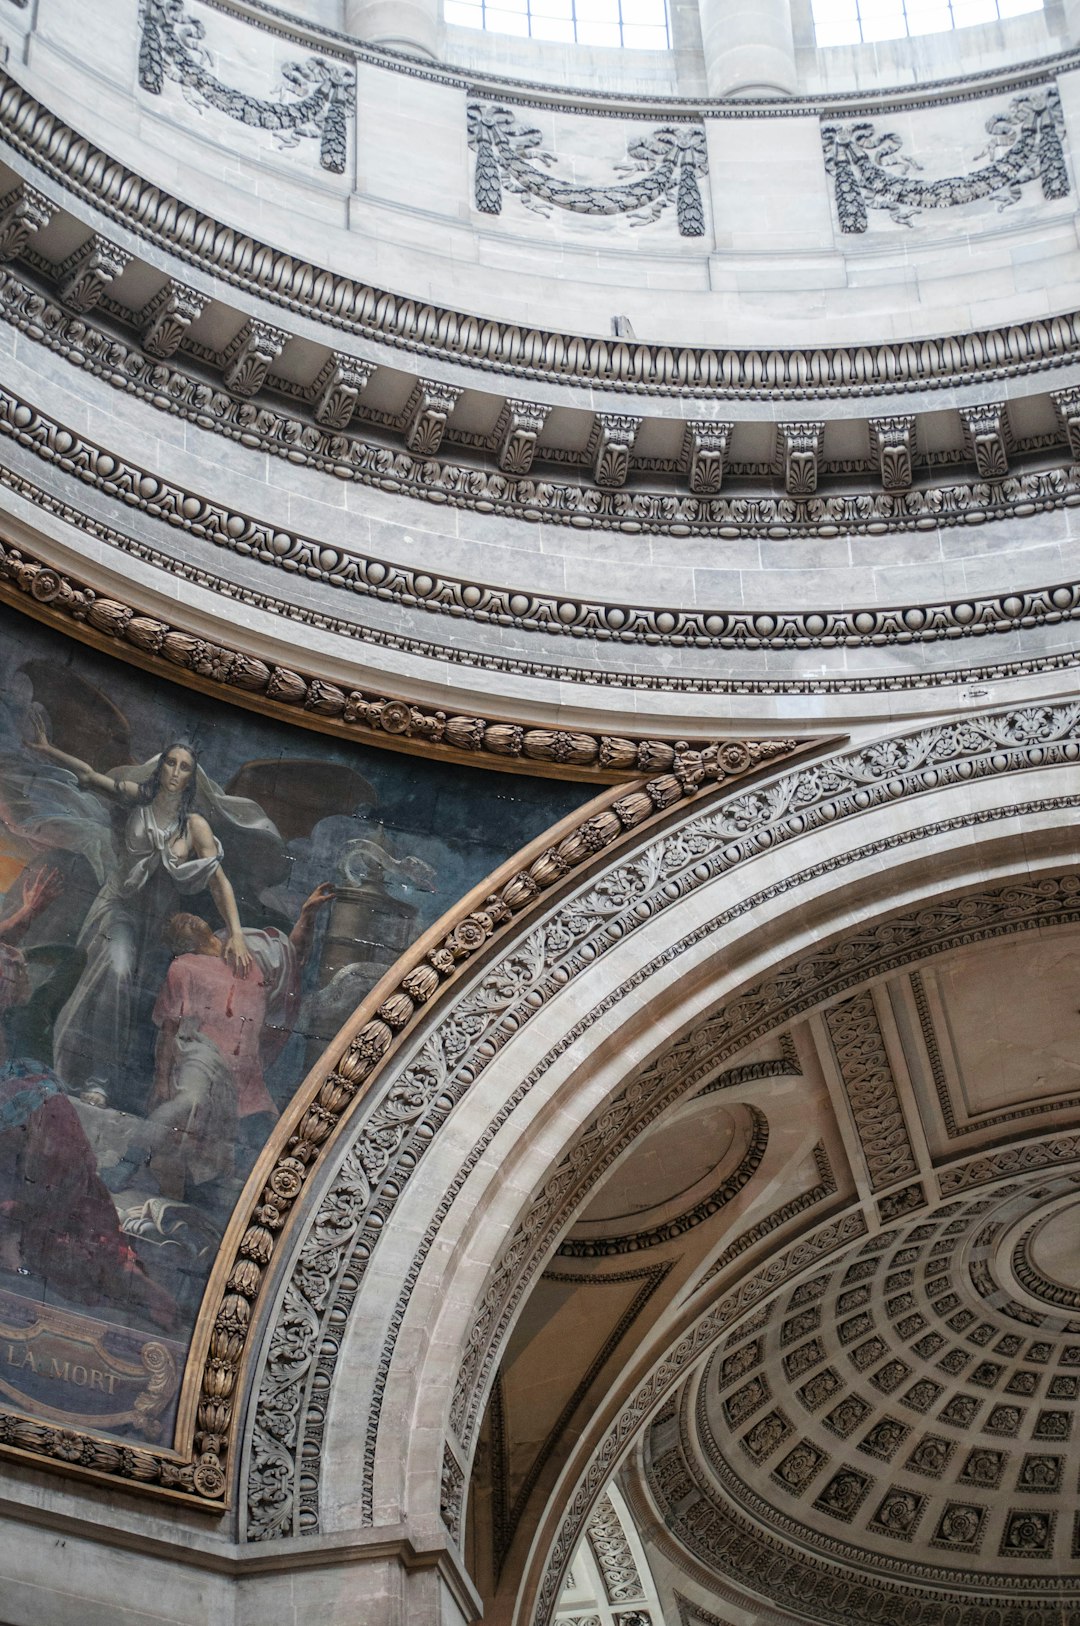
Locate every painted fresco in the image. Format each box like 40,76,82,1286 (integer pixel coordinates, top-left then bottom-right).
0,603,592,1445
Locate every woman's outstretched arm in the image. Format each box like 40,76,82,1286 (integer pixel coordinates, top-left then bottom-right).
25,715,138,800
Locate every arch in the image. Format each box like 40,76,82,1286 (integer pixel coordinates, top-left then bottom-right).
238,698,1080,1622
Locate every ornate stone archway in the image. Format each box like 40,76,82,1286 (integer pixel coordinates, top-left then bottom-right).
238,700,1080,1624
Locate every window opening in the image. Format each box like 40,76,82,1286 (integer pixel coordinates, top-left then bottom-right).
444,0,670,50
811,0,1042,47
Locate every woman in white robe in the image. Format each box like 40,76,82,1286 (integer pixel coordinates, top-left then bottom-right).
24,726,279,1106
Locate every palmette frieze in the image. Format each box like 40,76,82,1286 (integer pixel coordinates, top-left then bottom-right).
6,65,1080,400
10,442,1080,701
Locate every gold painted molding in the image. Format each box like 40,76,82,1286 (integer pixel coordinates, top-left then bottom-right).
0,536,813,783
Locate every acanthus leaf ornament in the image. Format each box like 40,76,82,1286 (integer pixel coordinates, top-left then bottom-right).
402,380,463,458
141,282,208,360
312,357,375,431
222,321,287,399
0,182,55,262
869,415,916,493
959,402,1014,481
56,237,132,314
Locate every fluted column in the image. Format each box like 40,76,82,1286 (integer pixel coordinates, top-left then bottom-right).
698,0,798,96
345,0,440,59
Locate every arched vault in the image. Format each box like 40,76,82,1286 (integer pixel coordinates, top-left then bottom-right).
239,700,1080,1626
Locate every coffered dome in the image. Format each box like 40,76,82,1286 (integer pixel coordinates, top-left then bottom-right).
642,1172,1080,1624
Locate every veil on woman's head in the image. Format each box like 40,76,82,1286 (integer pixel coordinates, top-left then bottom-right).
118,756,290,888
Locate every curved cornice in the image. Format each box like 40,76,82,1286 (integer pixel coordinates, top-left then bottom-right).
3,265,1079,531
4,69,1080,400
0,542,816,783
6,396,1080,673
555,1107,770,1258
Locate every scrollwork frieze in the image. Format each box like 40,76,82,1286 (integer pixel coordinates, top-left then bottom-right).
587,1493,646,1603
824,990,919,1190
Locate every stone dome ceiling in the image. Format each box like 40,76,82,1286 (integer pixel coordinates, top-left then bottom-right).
641,1170,1080,1625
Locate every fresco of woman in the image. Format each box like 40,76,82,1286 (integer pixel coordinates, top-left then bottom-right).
0,865,176,1328
25,724,280,1110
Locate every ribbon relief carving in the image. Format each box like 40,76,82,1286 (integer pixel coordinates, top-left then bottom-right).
822,87,1069,233
468,103,708,236
138,0,354,174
